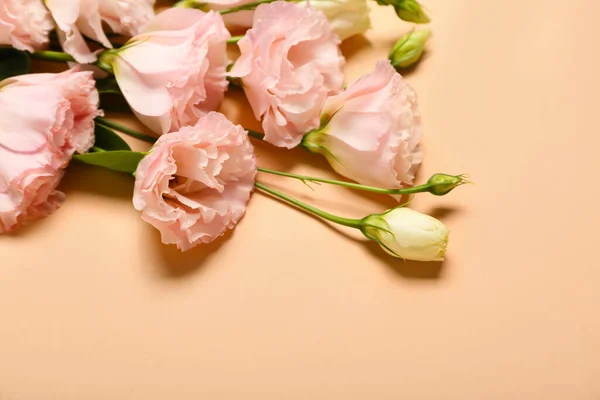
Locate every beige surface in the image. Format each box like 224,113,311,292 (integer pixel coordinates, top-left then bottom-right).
2,0,600,398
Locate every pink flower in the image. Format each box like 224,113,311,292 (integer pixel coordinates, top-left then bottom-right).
302,61,423,189
44,0,156,63
201,0,371,40
98,0,155,37
133,112,257,251
229,1,345,148
0,0,54,52
104,8,230,135
0,68,100,233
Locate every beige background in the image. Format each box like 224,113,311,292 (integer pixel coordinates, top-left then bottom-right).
2,0,600,398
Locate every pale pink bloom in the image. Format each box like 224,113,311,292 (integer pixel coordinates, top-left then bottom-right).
45,0,156,63
303,61,423,189
45,0,111,63
0,0,54,52
0,68,100,233
229,1,345,148
133,112,256,251
107,8,230,135
202,0,371,40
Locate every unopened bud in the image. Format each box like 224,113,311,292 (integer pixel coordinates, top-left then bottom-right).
427,173,470,196
389,29,430,69
393,0,430,23
362,207,449,261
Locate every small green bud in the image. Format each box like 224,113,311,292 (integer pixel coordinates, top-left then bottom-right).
394,0,431,23
427,173,470,196
389,29,430,69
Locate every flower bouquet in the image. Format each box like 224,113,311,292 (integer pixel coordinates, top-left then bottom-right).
0,0,468,261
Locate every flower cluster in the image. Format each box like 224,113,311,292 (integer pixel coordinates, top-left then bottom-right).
0,0,467,262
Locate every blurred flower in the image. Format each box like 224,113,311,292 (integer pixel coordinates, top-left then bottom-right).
389,29,430,69
101,8,230,135
362,207,449,261
302,60,422,191
0,0,54,52
0,68,100,233
133,112,257,251
230,1,344,148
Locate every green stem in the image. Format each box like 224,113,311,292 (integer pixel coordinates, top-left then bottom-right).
98,118,437,196
30,50,75,63
30,50,114,74
254,181,362,229
227,36,244,44
257,167,433,195
95,117,156,144
247,129,265,140
91,146,106,152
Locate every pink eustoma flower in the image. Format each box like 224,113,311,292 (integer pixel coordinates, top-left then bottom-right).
230,1,345,148
0,0,54,52
133,112,256,251
104,8,230,135
302,60,423,190
0,68,100,233
200,0,371,40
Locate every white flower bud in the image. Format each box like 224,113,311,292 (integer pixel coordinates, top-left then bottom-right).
362,207,449,261
301,0,371,40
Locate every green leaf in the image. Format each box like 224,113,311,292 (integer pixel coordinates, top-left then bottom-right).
94,124,131,151
73,151,146,174
0,48,30,81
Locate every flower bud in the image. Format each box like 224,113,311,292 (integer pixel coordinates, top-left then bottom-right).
389,29,430,69
427,173,469,196
393,0,430,23
361,207,449,261
375,0,430,23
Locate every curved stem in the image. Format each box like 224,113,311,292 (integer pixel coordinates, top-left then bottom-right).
257,167,432,195
30,50,114,74
30,50,75,63
254,181,362,229
95,117,156,144
97,118,263,145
